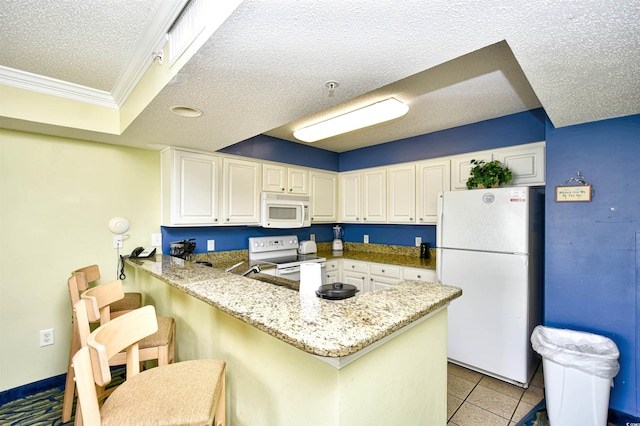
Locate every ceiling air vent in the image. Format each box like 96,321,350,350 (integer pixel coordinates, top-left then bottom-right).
168,0,209,66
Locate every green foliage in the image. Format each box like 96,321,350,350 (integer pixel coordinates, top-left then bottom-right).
466,159,513,189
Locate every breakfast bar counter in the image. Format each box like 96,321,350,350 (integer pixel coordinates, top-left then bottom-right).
125,254,461,425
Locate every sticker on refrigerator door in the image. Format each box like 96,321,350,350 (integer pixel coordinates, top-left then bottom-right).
510,189,526,202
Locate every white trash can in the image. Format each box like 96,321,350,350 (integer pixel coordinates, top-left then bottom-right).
531,326,620,426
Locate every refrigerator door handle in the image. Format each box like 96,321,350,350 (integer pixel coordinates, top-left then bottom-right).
436,192,444,284
436,192,444,246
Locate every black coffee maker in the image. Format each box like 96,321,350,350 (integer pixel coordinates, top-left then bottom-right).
420,242,430,259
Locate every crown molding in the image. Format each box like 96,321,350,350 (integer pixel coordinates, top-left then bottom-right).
110,0,189,106
0,65,118,108
0,0,189,110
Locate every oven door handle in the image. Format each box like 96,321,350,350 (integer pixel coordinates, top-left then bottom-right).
278,267,300,275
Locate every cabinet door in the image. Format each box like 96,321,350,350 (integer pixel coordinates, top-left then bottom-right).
262,163,286,193
288,167,308,194
340,172,361,222
362,168,387,223
163,149,219,226
310,171,337,222
222,158,260,224
451,152,492,190
403,267,437,282
343,271,369,293
371,276,399,291
417,159,450,224
341,260,369,293
388,164,415,223
494,142,545,186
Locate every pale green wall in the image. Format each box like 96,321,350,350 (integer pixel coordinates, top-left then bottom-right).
132,267,448,425
0,129,160,391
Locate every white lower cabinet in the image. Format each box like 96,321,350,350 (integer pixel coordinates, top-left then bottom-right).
403,267,437,283
336,260,435,293
369,263,402,291
323,260,340,285
341,260,369,293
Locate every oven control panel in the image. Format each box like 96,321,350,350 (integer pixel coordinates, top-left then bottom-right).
249,235,299,254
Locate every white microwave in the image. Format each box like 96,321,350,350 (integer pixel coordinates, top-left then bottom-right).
260,193,310,228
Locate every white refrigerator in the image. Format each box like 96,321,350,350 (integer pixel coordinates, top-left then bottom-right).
436,186,543,387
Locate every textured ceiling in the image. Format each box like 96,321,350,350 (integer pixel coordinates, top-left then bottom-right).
0,0,167,92
0,0,638,153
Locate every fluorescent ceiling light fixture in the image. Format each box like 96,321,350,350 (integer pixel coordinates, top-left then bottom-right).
293,98,409,142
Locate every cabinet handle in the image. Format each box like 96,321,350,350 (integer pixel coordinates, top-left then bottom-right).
226,218,230,222
281,188,285,192
215,218,218,222
419,218,423,221
351,265,355,268
289,188,293,192
382,269,385,273
410,217,413,221
363,217,367,221
417,275,421,278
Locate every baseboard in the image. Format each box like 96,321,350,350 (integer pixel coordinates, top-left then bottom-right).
0,373,66,405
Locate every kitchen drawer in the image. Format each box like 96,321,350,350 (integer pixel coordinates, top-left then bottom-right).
403,267,436,282
342,260,368,274
325,260,340,272
369,263,401,279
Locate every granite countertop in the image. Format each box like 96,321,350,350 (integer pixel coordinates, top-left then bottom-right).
127,254,460,359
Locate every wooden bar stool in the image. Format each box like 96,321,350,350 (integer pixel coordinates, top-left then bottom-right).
63,276,174,423
63,266,143,423
72,305,225,425
72,264,142,318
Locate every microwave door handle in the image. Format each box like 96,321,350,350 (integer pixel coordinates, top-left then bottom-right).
298,202,305,226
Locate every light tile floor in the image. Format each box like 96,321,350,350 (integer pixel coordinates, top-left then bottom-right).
447,362,544,426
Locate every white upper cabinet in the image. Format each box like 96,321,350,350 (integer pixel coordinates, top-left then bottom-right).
494,141,545,186
416,159,450,224
388,164,416,223
161,148,219,226
451,151,493,190
339,172,361,222
451,142,546,190
262,163,308,194
362,168,387,223
309,170,338,223
222,157,261,225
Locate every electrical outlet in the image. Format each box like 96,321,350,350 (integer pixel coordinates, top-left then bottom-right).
310,233,315,241
151,233,162,247
40,328,54,347
207,240,215,251
415,236,422,246
364,234,369,244
113,235,123,249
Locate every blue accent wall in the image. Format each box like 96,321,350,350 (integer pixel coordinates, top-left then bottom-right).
544,113,640,416
161,224,337,254
339,108,546,171
218,134,339,171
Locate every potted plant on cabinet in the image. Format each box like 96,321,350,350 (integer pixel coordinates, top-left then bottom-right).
466,159,513,189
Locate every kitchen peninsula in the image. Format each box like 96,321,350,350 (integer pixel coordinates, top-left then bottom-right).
126,254,461,425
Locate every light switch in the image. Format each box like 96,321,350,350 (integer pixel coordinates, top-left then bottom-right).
207,240,215,251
